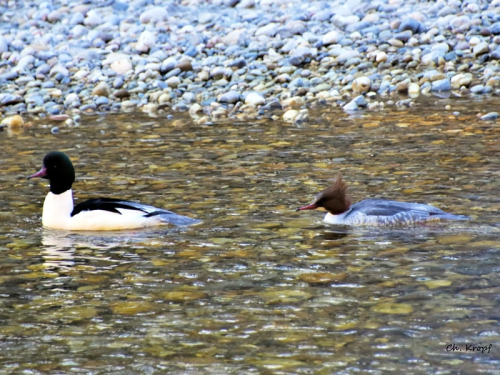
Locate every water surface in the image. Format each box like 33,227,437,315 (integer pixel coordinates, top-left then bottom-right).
1,98,499,373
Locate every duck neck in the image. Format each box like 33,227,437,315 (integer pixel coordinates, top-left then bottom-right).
42,190,74,229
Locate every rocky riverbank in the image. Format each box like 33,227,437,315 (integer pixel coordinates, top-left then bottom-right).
1,0,500,126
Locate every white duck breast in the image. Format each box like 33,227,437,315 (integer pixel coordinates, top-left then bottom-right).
30,151,201,231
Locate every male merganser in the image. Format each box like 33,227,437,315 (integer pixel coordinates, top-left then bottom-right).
296,174,469,226
28,151,201,230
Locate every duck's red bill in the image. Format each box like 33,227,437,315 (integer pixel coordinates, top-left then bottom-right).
28,167,47,179
295,203,318,211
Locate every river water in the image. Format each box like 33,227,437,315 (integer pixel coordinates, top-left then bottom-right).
1,97,499,373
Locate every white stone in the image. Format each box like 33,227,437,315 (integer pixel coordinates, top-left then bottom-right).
142,103,158,112
166,76,181,88
335,50,361,62
408,82,420,95
352,76,371,93
469,36,481,46
64,93,80,108
255,23,278,37
473,41,489,55
283,109,299,122
110,59,132,74
451,73,472,89
136,30,156,53
158,93,171,104
222,29,246,46
245,92,265,106
15,55,35,72
139,7,168,24
322,30,341,45
376,51,388,62
92,81,111,97
189,103,203,117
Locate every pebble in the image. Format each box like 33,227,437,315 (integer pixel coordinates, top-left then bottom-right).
398,18,423,34
219,91,241,104
1,114,24,127
256,23,279,37
322,30,341,45
139,7,168,24
451,73,472,89
283,109,299,122
136,31,156,53
64,93,80,108
343,100,359,111
245,92,265,106
352,76,371,94
408,82,420,95
431,78,451,92
0,1,496,121
294,109,309,125
473,42,489,55
166,76,181,88
0,36,8,54
480,112,499,121
189,103,203,117
470,85,485,94
376,51,388,62
92,82,111,97
111,59,132,75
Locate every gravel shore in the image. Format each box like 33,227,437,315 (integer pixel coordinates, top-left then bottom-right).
1,0,500,125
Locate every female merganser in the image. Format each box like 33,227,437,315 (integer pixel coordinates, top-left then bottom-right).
28,151,201,230
296,174,469,226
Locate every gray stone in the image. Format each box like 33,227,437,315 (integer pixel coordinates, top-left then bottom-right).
286,20,306,35
113,77,124,89
470,84,485,94
437,6,455,17
480,112,499,121
398,18,422,34
25,94,44,106
0,71,18,80
0,36,8,54
312,9,333,22
219,90,241,104
352,95,367,107
0,93,23,105
95,96,109,106
36,64,51,75
431,78,451,92
490,22,500,35
343,99,359,111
